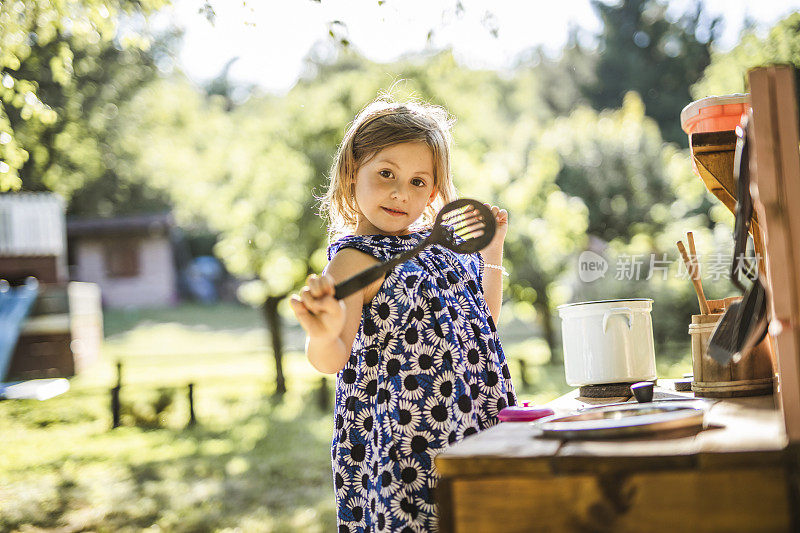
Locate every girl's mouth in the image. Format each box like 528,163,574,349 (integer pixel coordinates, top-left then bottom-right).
381,206,407,217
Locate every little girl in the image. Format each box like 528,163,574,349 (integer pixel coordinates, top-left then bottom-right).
290,98,517,532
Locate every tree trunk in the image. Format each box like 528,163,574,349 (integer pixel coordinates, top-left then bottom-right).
263,295,287,395
535,300,561,364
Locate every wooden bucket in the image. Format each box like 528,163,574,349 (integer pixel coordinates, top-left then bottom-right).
689,301,775,397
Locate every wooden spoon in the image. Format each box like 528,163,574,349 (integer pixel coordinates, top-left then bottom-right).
686,231,710,311
677,240,710,315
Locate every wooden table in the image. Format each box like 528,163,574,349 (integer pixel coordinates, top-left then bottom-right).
434,386,800,532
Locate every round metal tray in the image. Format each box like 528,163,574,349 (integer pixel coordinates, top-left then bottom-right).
533,403,706,440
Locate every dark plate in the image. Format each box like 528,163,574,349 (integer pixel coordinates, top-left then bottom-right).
534,403,706,439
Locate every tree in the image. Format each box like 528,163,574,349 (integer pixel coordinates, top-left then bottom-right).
582,0,721,144
514,92,725,354
501,145,590,361
549,93,681,243
512,28,596,119
0,0,169,193
692,12,800,98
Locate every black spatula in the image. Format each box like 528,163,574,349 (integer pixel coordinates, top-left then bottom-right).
333,199,496,299
707,114,768,365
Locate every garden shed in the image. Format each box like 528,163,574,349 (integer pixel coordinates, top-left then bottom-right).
67,212,179,308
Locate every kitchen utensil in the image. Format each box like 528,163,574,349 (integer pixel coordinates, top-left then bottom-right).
577,397,710,411
686,231,710,309
631,381,654,402
498,403,554,422
690,310,773,397
707,115,769,365
686,231,698,263
535,403,706,440
677,240,710,314
557,299,656,386
333,199,496,299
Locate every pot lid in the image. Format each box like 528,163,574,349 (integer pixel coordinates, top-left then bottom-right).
556,298,653,310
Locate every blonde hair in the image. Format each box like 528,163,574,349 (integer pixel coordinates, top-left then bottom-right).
321,97,458,239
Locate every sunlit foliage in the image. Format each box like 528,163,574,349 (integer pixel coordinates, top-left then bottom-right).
0,0,170,193
692,12,800,97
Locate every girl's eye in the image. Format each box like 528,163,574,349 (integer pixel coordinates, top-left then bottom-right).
379,170,393,179
412,178,426,187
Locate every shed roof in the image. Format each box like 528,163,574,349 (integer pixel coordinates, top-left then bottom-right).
67,213,174,238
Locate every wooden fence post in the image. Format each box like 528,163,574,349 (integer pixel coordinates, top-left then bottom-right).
110,361,122,429
518,358,529,389
317,377,330,411
187,383,196,427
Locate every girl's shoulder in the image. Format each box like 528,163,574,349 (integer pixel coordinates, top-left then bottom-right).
326,231,428,262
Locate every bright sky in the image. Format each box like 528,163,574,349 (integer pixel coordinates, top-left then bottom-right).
163,0,800,94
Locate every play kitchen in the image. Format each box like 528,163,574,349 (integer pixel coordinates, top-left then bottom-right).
435,65,800,532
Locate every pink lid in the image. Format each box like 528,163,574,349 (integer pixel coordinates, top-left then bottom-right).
498,403,554,422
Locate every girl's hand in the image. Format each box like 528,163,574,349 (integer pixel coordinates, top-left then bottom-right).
289,274,346,340
481,204,508,261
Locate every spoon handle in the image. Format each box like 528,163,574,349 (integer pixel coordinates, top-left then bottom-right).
333,238,430,300
677,240,710,315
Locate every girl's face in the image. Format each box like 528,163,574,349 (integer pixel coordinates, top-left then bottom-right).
353,142,438,236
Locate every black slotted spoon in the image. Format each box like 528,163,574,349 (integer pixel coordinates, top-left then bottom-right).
333,198,496,300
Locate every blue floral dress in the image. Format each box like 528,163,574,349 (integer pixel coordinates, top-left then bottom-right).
327,231,517,533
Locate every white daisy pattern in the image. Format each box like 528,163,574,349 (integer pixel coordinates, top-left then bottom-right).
327,231,517,532
397,456,426,492
372,291,399,329
399,429,438,462
334,460,350,501
391,398,422,436
392,282,416,309
341,434,369,469
378,464,399,499
398,370,426,401
453,292,473,319
355,409,376,441
390,490,424,526
374,499,391,531
409,343,438,375
343,495,368,530
479,368,504,397
341,389,368,422
423,394,453,433
432,370,457,402
422,316,451,353
461,337,485,375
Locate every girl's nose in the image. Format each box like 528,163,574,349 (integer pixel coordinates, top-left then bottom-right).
391,182,409,201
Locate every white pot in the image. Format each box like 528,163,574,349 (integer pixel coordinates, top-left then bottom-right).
557,298,657,386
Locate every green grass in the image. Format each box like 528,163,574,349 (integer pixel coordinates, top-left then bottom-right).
0,303,691,532
1,304,336,532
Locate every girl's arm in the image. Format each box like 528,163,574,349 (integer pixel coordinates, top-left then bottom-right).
289,248,381,374
480,205,509,324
